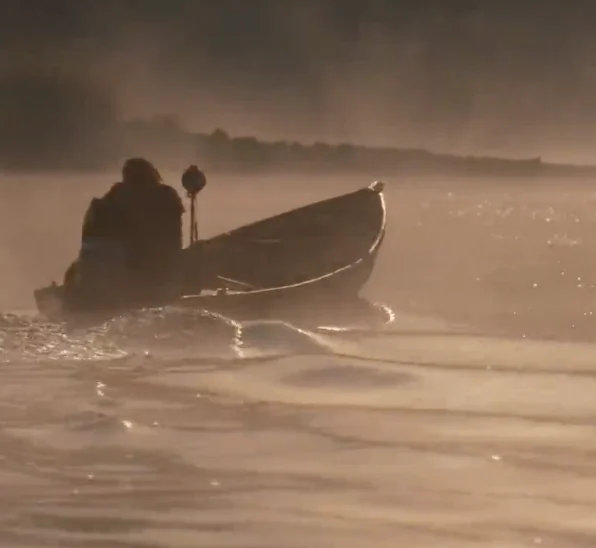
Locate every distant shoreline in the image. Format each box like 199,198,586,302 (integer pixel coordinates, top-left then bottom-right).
3,71,595,180
2,119,596,179
2,158,596,180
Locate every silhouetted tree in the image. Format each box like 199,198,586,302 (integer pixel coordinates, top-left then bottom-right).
200,128,231,169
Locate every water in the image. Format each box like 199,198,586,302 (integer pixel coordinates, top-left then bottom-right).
1,174,596,547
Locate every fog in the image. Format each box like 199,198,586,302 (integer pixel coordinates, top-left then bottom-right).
2,1,596,163
1,2,596,318
3,5,596,546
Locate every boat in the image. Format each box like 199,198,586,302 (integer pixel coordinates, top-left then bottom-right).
34,180,386,321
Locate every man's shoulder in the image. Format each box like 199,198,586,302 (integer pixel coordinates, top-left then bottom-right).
102,182,124,201
158,184,184,212
158,183,180,198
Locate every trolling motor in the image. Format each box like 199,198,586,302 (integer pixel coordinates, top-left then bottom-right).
181,165,207,245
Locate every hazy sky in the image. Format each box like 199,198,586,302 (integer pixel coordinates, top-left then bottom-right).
2,0,596,162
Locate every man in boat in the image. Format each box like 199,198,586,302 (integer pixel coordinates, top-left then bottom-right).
65,158,186,309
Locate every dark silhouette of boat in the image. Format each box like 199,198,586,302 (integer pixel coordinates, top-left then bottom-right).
34,181,386,321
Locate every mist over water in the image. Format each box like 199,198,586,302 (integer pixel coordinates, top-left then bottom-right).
0,174,596,546
4,2,596,545
4,2,596,162
3,172,596,341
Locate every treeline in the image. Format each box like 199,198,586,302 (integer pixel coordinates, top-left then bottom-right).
103,116,596,178
0,70,594,177
124,118,550,177
94,117,596,178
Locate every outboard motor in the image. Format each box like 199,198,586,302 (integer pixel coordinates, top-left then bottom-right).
182,165,207,197
181,165,207,245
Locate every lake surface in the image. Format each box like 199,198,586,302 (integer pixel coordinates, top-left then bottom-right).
0,173,595,547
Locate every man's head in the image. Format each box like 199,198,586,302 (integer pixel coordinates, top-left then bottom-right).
122,158,162,186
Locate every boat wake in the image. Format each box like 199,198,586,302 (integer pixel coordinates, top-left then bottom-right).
0,298,396,366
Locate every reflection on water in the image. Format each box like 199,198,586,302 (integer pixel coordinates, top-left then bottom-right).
2,177,596,547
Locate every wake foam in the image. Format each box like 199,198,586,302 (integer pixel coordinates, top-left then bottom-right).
0,299,395,365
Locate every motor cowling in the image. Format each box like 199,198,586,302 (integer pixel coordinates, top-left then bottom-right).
182,165,207,196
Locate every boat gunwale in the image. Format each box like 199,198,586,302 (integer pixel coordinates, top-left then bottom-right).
178,181,386,303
